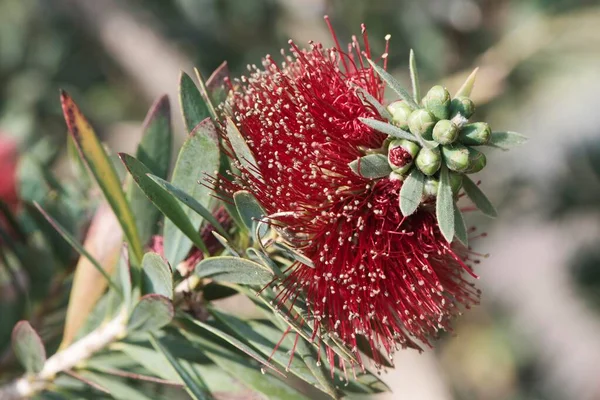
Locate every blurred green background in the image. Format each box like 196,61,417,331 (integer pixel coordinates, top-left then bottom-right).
1,0,600,399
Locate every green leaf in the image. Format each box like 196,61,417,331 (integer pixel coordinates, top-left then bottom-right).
179,72,210,133
272,242,314,268
436,165,455,243
179,319,310,400
33,202,121,295
366,59,419,109
11,321,46,374
211,232,240,257
205,61,230,106
355,86,392,121
60,91,143,265
194,67,220,122
179,316,283,377
141,252,173,299
120,153,209,255
462,175,498,218
209,309,335,397
454,67,479,98
128,294,174,333
489,131,528,149
127,95,173,245
409,49,421,104
149,334,212,400
76,371,153,400
453,204,469,246
349,154,392,179
163,118,220,267
359,118,416,141
225,118,261,181
195,256,273,285
293,338,338,398
399,168,425,216
233,190,266,235
149,174,230,240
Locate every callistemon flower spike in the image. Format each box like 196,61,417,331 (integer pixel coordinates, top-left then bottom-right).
217,20,490,373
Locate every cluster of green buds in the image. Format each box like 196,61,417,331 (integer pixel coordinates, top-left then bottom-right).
351,52,527,244
385,84,490,199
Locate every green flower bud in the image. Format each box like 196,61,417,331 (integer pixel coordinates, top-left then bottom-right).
422,85,451,120
388,139,420,174
432,119,458,145
389,171,405,181
465,148,487,174
386,101,412,130
458,122,491,145
449,172,463,195
441,143,470,172
423,177,439,201
450,96,475,119
415,147,441,176
408,109,436,140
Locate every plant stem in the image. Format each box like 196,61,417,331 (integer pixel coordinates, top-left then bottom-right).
0,311,127,400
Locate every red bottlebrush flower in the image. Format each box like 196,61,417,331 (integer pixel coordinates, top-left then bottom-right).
218,20,479,367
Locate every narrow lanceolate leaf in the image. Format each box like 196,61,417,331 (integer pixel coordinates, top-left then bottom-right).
366,58,419,109
164,118,220,267
462,175,498,218
233,190,266,234
179,322,308,400
34,202,121,294
194,67,219,122
359,118,417,141
226,118,261,181
179,315,284,377
355,86,393,121
141,252,173,299
436,165,455,243
206,61,229,97
349,154,393,179
489,131,528,149
149,174,229,239
454,67,479,98
12,321,46,374
272,242,314,268
294,338,338,398
128,95,173,245
120,153,209,255
399,168,425,216
409,49,421,104
128,294,174,333
60,91,143,263
149,334,212,400
453,204,469,246
179,72,210,133
195,256,273,285
209,308,336,397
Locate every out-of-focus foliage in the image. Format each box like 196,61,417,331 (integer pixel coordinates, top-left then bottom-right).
1,0,600,399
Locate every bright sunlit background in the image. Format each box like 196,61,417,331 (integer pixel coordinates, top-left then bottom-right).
2,0,600,399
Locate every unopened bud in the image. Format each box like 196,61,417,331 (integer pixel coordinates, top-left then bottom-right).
388,139,420,174
423,177,439,200
450,96,475,119
408,109,436,139
415,147,441,176
422,85,451,120
441,143,470,172
459,122,491,145
432,119,458,145
449,172,463,195
386,101,412,130
466,148,487,174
